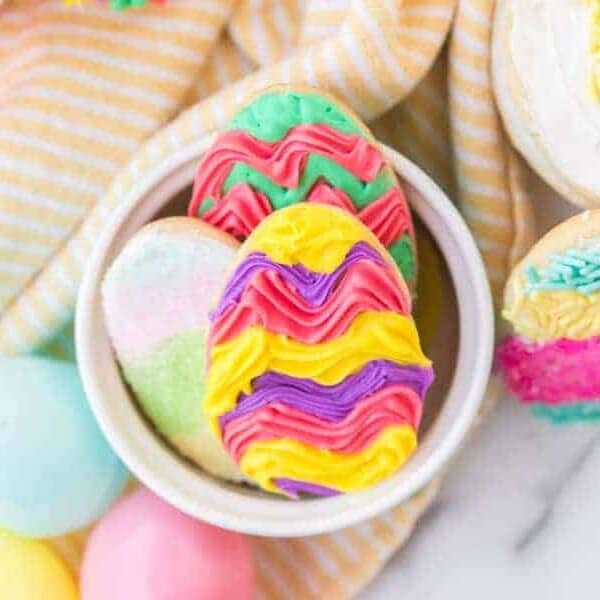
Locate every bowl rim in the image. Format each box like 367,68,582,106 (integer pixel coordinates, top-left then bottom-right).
76,136,494,537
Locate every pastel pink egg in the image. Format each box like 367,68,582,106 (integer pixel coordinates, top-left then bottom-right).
81,488,254,600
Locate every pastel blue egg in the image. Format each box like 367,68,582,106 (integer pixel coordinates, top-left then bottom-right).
0,356,128,537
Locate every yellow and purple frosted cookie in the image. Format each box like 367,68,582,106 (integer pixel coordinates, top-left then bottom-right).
204,204,433,497
102,218,247,482
497,211,600,423
188,85,418,287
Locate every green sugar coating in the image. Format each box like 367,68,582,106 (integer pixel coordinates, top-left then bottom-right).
229,90,365,141
388,235,415,283
532,402,600,425
122,332,205,436
223,156,394,210
525,246,600,295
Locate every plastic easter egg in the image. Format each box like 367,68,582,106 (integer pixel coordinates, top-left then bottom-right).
0,356,128,537
81,488,255,600
0,528,77,600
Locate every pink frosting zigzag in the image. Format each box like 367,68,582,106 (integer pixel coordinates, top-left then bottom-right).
496,335,600,404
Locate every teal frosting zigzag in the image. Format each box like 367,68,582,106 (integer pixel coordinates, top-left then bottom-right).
526,246,600,295
531,402,600,425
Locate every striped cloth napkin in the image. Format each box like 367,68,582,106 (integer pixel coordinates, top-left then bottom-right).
0,1,535,597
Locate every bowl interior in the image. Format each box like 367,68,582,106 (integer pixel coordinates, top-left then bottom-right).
76,142,492,536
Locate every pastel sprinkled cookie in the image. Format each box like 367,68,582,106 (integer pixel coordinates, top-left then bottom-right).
498,211,600,423
102,217,247,482
205,204,433,497
189,85,417,287
493,0,600,207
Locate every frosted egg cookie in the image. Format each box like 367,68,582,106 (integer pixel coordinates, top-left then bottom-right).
498,211,600,423
205,203,433,497
102,218,247,482
493,0,600,207
189,85,418,288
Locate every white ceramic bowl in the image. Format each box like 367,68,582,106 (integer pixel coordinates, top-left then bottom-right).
76,138,494,537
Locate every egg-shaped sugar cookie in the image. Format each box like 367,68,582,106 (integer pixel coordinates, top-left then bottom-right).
102,217,247,482
498,210,600,423
493,0,600,207
205,204,434,497
189,85,417,288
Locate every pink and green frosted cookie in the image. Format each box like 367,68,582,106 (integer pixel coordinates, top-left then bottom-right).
102,217,247,481
188,85,417,288
498,210,600,424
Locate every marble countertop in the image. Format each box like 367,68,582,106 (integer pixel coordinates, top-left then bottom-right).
362,395,600,599
363,187,591,600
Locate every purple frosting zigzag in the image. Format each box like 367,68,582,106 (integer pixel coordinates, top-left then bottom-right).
219,360,434,428
210,241,387,320
275,478,340,498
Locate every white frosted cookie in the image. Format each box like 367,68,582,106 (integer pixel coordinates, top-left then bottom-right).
492,0,600,207
102,217,247,482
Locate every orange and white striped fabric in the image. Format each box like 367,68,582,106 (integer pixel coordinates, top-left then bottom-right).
0,1,235,342
0,1,534,597
449,0,535,302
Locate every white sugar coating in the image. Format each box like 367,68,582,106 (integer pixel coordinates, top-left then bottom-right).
102,219,246,483
103,225,236,360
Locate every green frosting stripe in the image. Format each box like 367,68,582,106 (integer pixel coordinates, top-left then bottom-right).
121,332,205,436
199,198,214,216
221,155,395,211
531,402,600,425
388,235,415,283
229,90,364,141
525,246,600,295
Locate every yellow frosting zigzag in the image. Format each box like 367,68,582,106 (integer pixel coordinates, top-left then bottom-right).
239,202,400,274
240,425,417,493
205,311,430,431
503,286,600,342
